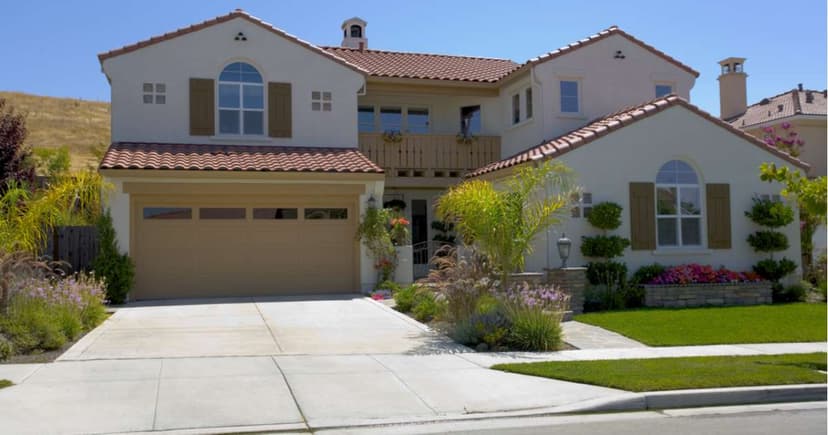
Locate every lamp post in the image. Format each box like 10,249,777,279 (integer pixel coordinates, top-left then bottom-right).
557,233,572,269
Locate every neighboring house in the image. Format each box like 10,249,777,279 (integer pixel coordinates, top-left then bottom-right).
717,58,827,258
98,10,807,299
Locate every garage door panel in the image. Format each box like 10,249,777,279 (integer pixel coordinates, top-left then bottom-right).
132,196,357,300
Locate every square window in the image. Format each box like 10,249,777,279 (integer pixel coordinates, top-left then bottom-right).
657,218,678,246
380,107,402,132
155,95,166,104
243,111,264,135
242,85,264,109
143,94,153,104
560,80,579,113
322,102,332,111
358,106,375,132
460,105,481,136
311,102,321,111
407,108,429,133
155,83,166,93
143,83,154,93
657,187,677,214
680,187,701,215
312,91,321,100
219,84,241,108
322,92,332,101
219,110,240,134
681,218,702,245
655,84,672,98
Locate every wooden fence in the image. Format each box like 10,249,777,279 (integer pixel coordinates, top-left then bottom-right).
43,226,99,272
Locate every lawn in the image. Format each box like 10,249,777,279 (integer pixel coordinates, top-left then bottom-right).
494,353,828,392
0,380,11,389
574,303,826,346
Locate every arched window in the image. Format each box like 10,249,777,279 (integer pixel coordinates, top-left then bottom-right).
218,62,264,135
350,25,362,38
656,160,702,247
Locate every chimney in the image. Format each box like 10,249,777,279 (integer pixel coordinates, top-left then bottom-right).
717,57,748,120
341,17,368,49
798,83,804,91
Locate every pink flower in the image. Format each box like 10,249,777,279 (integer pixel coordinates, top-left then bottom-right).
781,122,791,129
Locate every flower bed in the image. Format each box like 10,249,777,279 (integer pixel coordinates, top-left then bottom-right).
644,264,770,308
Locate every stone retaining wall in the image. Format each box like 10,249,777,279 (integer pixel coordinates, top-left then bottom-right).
644,282,772,308
545,267,586,315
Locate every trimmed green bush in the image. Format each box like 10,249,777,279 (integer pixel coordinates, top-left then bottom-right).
587,202,623,231
92,210,134,304
586,261,628,287
747,230,790,253
753,258,798,283
744,198,795,228
630,263,666,286
581,235,630,259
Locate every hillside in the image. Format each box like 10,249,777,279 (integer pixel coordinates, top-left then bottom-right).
0,91,110,169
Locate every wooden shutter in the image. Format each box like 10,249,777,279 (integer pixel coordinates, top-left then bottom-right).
629,182,656,250
189,78,214,136
706,183,732,249
268,82,292,138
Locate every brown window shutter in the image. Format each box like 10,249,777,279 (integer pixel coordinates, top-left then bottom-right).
268,82,292,138
189,78,214,136
706,183,732,249
629,182,656,250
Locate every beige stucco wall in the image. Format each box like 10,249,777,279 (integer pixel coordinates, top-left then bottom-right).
744,118,826,177
102,17,365,147
520,105,802,276
501,34,696,158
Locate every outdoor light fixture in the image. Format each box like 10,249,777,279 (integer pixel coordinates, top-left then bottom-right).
557,233,572,268
367,195,377,209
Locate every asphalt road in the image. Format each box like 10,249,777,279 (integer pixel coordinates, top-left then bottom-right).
319,402,828,435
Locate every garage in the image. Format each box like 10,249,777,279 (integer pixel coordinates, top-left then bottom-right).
131,191,360,300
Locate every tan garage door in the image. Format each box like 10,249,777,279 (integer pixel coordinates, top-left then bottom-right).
131,194,359,300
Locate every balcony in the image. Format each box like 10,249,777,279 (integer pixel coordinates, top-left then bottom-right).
358,133,501,187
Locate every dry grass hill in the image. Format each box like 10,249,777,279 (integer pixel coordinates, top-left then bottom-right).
0,91,110,170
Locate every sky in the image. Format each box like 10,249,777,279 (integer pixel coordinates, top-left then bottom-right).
2,0,826,116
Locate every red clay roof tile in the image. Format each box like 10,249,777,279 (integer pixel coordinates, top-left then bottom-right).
467,95,808,178
728,89,827,128
99,142,383,174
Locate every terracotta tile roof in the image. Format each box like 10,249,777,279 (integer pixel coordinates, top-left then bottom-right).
467,95,808,178
728,89,827,128
99,142,383,174
507,26,700,79
321,47,519,83
97,9,368,75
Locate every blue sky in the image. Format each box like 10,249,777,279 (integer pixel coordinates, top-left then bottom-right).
3,0,825,116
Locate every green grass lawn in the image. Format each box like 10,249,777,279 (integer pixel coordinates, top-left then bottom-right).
0,380,12,389
574,303,827,346
494,353,827,392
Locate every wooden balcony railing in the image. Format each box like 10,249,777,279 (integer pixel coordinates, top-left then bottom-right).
358,133,501,184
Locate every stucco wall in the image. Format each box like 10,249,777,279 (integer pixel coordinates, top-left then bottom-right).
745,118,826,178
522,105,802,275
501,34,696,158
103,17,365,147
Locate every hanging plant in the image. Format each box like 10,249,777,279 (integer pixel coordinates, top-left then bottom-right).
356,207,396,284
455,133,477,145
382,130,403,143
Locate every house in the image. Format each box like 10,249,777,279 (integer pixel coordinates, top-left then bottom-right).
98,10,807,300
717,58,827,258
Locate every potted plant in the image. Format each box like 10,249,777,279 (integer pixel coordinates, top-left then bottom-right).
390,215,413,285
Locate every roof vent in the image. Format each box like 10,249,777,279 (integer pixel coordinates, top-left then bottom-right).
341,17,367,50
777,104,784,112
759,98,770,105
798,83,804,91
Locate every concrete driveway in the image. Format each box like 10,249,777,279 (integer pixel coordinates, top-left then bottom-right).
60,295,463,360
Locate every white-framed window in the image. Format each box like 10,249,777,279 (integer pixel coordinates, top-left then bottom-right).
757,193,782,203
406,107,429,133
358,106,375,132
656,160,702,247
460,105,481,136
560,80,579,113
525,87,533,119
143,83,165,104
511,93,520,124
571,192,593,218
380,106,403,132
218,62,264,135
311,91,332,112
655,84,673,98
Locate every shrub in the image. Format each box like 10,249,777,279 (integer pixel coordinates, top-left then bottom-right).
747,230,790,252
92,211,134,304
744,198,795,228
0,335,13,361
422,246,497,322
773,281,808,303
452,309,511,348
506,308,564,351
376,280,402,293
630,263,666,287
411,291,444,322
586,261,628,287
586,202,623,231
580,235,630,259
393,284,420,313
753,258,798,283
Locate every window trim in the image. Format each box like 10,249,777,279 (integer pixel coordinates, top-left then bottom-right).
216,61,266,137
143,83,166,105
311,90,332,112
360,104,433,134
654,161,704,249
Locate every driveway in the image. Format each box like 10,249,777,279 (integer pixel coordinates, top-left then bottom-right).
61,295,463,360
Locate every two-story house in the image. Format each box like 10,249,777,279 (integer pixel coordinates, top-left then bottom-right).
98,10,807,300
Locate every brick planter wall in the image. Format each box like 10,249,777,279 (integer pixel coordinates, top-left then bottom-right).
545,267,586,315
643,282,772,308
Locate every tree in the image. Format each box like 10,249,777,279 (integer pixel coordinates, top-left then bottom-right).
0,99,34,191
580,202,631,309
744,197,798,301
92,210,135,304
436,161,578,286
33,146,71,181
